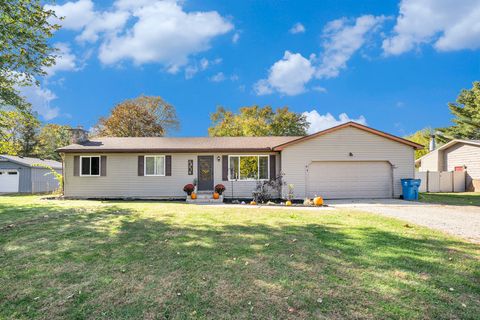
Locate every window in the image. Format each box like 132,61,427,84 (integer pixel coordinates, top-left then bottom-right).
228,155,269,180
80,156,100,176
145,155,165,176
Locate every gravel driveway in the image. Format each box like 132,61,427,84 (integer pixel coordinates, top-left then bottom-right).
327,199,480,243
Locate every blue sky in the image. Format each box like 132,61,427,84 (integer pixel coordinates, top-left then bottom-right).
25,0,480,136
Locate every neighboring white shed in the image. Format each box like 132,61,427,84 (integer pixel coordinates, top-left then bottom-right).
416,140,480,191
0,155,62,193
275,122,422,199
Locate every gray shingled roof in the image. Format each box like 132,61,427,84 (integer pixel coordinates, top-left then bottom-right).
0,155,62,169
57,136,302,153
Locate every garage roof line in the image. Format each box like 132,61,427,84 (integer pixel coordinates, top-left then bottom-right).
273,122,424,151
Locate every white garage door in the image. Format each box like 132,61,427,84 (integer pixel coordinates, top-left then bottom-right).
307,161,392,199
0,170,19,193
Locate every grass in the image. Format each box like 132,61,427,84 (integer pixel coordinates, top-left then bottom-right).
0,196,479,319
419,192,480,206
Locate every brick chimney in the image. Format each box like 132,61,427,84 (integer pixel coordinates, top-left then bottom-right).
70,126,88,144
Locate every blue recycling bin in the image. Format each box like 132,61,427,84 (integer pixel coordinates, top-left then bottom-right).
401,179,421,201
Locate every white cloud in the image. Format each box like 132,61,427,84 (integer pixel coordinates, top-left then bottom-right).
316,15,386,79
232,32,240,43
46,0,233,70
44,43,78,77
46,0,129,43
289,22,306,34
209,71,238,82
383,0,480,55
18,85,60,120
254,51,315,96
254,15,385,96
210,72,226,82
303,110,367,134
98,1,233,69
77,10,129,43
312,86,327,93
45,0,95,30
184,58,222,79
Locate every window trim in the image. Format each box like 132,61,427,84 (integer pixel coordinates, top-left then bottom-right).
144,155,166,177
228,155,270,181
79,156,101,177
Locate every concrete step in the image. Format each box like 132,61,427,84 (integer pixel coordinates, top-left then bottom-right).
186,193,224,203
186,198,224,204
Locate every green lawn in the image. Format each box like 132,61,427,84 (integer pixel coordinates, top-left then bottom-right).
0,196,479,319
419,192,480,206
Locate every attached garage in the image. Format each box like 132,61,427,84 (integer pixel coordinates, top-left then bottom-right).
307,161,392,199
0,155,62,194
276,122,423,200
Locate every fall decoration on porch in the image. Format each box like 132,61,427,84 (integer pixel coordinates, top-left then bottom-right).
214,184,226,195
213,192,220,199
183,184,195,195
313,196,323,206
191,193,197,200
286,200,292,206
250,200,257,205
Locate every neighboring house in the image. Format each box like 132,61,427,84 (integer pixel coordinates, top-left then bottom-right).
57,122,422,200
416,139,480,191
0,155,62,193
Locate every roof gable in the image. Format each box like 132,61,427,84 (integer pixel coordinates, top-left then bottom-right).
273,122,424,150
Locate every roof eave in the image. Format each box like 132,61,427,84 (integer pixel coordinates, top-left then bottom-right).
57,147,277,153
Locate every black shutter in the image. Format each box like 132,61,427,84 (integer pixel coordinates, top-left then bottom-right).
269,155,276,181
73,156,80,176
100,156,107,176
165,155,172,176
138,156,144,176
222,155,228,181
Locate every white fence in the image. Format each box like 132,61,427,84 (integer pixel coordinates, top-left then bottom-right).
415,171,466,193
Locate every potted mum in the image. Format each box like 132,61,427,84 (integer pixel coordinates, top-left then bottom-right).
183,184,195,196
213,184,225,200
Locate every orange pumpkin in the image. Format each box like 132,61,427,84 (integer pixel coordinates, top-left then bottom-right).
213,192,220,199
191,193,197,200
250,201,257,205
313,196,323,206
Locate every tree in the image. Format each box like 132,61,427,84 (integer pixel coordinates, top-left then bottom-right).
405,128,432,159
94,96,179,137
1,0,60,111
208,106,308,137
37,124,71,161
437,81,480,143
0,106,40,156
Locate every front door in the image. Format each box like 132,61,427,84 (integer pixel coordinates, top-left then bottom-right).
198,156,214,191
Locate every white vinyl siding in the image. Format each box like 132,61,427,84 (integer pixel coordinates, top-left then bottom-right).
443,143,480,189
418,149,441,172
281,126,415,199
64,152,279,199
